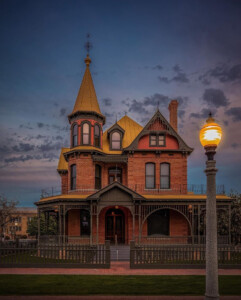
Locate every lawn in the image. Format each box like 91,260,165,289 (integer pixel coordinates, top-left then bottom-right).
0,275,240,295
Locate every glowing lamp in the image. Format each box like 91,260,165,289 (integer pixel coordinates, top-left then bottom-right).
199,114,222,148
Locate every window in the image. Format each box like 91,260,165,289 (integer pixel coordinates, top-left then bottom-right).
94,124,100,147
149,133,165,147
111,131,121,150
147,209,169,236
72,124,78,147
160,163,170,189
145,163,155,189
108,168,122,184
95,165,102,189
70,164,76,190
80,210,90,236
82,123,90,145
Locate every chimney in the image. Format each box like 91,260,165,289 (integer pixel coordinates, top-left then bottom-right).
168,100,178,131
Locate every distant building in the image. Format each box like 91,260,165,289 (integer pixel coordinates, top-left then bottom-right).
36,54,231,245
5,207,37,238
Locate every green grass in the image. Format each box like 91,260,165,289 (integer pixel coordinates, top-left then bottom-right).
0,275,240,295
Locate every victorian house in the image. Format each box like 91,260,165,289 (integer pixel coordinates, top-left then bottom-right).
36,54,231,245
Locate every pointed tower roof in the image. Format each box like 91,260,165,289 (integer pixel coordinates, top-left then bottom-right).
69,54,105,123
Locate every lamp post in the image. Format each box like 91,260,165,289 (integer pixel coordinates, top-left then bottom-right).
200,113,222,300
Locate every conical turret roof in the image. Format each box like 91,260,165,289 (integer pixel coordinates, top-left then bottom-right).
71,55,102,116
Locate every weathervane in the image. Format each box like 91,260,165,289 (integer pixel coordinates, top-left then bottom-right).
85,33,93,55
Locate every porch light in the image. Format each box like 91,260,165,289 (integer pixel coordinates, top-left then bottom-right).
199,113,222,148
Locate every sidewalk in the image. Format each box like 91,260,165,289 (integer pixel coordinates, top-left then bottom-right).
0,262,240,275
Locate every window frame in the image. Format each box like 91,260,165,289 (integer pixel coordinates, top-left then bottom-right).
72,123,78,147
145,162,156,189
70,164,76,190
94,123,101,148
160,162,170,189
108,167,122,184
95,164,102,189
81,121,91,145
149,132,166,147
110,130,122,150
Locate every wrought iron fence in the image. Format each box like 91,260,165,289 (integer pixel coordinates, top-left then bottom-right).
41,183,226,198
130,241,241,269
0,240,110,268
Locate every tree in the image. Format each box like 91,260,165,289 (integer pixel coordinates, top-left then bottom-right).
0,195,18,237
27,213,58,237
230,193,241,245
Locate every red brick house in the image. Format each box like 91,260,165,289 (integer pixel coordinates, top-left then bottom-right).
36,54,231,245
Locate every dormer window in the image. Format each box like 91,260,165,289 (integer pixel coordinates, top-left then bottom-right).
94,124,100,147
72,124,78,147
82,122,90,145
111,131,121,150
150,133,165,147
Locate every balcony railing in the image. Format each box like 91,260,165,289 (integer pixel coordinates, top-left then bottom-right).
41,184,225,199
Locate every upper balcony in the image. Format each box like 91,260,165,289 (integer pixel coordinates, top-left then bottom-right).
41,183,226,199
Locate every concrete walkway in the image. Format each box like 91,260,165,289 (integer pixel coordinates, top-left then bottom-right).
0,262,240,275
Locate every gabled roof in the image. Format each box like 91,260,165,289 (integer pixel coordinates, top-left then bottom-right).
124,109,193,153
86,181,145,201
102,115,143,153
57,148,69,171
69,55,103,118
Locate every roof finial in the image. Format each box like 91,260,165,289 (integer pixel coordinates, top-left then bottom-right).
84,33,92,66
156,100,160,111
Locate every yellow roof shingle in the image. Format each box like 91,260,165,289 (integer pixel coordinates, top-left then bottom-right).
57,148,69,171
72,55,102,115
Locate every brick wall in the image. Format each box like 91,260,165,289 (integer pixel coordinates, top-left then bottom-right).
138,134,179,150
67,209,80,236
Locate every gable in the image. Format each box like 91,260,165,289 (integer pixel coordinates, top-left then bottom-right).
101,187,133,204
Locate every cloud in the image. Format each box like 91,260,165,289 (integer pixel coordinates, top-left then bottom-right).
203,88,229,108
190,108,217,119
4,155,36,163
102,98,112,106
143,94,169,107
225,107,241,122
19,123,33,130
158,64,189,84
128,99,148,114
199,63,241,85
12,143,35,152
178,110,185,120
37,122,45,128
153,65,163,70
59,108,67,117
37,141,62,152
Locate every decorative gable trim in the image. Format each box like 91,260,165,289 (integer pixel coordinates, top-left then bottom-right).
124,110,193,153
107,123,125,136
86,181,145,201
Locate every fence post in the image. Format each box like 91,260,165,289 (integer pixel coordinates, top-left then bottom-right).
130,240,135,269
105,240,110,268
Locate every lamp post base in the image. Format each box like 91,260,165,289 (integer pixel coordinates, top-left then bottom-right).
205,295,219,300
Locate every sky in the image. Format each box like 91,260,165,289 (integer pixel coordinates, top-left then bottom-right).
0,0,241,207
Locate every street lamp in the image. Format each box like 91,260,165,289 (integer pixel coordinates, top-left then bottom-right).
200,113,222,300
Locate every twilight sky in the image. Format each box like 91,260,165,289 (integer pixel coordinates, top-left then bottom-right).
0,0,241,206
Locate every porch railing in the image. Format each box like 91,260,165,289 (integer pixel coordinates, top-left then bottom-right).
41,183,226,198
135,235,230,245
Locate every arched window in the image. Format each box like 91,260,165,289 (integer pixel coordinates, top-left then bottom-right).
70,164,76,190
94,124,100,147
147,209,170,236
145,163,155,189
80,210,90,236
82,122,90,145
108,167,122,184
72,124,78,147
95,164,102,189
111,131,121,150
160,163,170,189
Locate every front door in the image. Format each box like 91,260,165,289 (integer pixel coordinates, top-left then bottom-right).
105,209,125,243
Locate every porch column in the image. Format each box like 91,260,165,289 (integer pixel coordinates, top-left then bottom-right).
96,211,99,244
198,205,201,244
90,202,93,245
228,204,231,244
58,205,62,244
37,208,40,244
138,205,141,244
132,206,135,241
63,204,66,244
